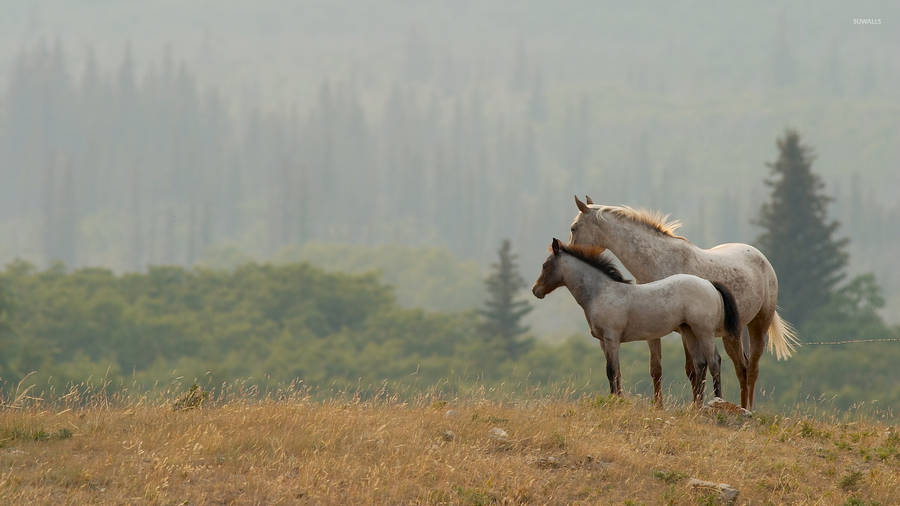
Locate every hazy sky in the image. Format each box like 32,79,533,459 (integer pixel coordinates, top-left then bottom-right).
1,1,898,324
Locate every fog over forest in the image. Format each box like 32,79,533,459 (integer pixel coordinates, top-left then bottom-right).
1,1,898,331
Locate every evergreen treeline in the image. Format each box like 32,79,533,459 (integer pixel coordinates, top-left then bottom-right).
0,260,897,410
2,40,897,291
1,41,563,268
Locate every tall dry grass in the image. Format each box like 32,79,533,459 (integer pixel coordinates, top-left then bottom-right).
0,382,898,504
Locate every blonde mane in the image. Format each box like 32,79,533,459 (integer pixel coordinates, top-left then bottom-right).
606,206,685,239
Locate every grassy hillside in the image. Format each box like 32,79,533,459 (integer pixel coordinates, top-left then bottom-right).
1,390,897,504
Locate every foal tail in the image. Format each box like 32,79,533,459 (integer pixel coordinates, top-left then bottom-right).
767,311,799,360
711,282,741,340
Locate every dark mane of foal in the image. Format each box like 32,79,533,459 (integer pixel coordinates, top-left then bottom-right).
557,244,633,284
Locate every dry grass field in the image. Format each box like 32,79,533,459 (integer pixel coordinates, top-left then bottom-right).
1,388,898,505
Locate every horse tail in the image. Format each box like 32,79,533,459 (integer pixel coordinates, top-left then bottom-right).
767,310,799,360
711,282,741,340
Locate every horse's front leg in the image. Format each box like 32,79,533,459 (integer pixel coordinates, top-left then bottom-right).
601,337,623,396
647,338,663,407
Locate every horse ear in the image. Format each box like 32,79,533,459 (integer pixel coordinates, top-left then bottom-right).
585,195,594,205
574,195,590,213
551,238,560,255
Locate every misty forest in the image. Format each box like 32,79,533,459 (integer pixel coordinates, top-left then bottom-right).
1,2,899,412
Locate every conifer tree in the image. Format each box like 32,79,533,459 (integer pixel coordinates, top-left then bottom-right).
480,239,532,358
755,130,848,326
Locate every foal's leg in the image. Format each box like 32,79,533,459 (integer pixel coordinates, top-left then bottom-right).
713,350,722,399
601,339,623,396
678,325,705,402
680,329,700,397
682,332,708,407
648,338,663,407
698,335,722,400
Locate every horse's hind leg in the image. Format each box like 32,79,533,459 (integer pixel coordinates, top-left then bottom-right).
648,338,663,407
721,332,749,407
746,316,771,409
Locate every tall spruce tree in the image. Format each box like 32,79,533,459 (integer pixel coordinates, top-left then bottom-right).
481,239,532,358
755,130,848,326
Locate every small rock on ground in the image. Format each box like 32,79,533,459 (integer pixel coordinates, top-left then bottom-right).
688,478,739,505
488,427,508,440
704,397,753,417
534,456,563,469
442,430,455,441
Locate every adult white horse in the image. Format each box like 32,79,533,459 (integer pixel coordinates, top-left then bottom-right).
532,239,742,406
569,196,797,409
